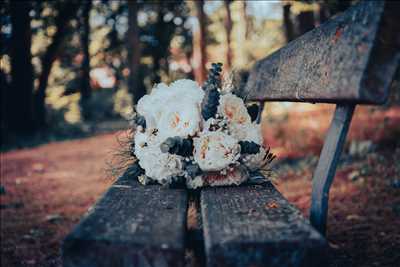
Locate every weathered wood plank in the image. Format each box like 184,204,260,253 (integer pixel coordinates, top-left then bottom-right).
243,1,400,104
62,174,188,267
310,104,355,235
201,182,327,267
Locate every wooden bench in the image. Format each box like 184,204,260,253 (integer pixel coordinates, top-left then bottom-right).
63,1,399,266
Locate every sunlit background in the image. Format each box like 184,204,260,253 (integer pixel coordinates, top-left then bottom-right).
1,0,365,147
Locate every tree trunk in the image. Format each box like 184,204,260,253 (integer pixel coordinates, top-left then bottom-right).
318,2,329,25
80,1,92,120
236,1,249,67
127,0,144,105
152,4,165,84
8,1,35,134
34,2,80,128
193,0,207,84
334,1,351,14
283,3,295,43
224,0,233,71
0,70,8,133
242,1,250,39
297,11,315,35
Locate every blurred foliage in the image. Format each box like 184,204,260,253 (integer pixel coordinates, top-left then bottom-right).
4,0,394,151
1,1,287,139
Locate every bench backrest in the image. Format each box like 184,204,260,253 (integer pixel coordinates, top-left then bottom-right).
243,1,399,104
243,0,399,235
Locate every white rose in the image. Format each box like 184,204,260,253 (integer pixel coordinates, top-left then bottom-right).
158,102,202,140
168,79,204,104
136,83,170,129
136,79,204,137
134,131,183,183
229,122,263,144
218,93,251,125
193,131,240,171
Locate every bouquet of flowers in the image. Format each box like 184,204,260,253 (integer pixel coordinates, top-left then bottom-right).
126,63,275,188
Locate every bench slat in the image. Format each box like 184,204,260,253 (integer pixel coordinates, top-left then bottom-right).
201,182,327,267
63,175,188,267
243,1,399,104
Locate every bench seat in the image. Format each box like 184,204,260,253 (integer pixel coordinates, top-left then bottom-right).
63,175,188,267
201,183,327,267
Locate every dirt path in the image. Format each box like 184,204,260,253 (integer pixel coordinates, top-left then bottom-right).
1,106,399,267
1,133,120,267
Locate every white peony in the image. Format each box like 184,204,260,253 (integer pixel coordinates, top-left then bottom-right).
229,122,263,145
218,93,251,125
217,93,263,144
136,83,169,130
136,79,204,138
157,102,202,141
193,131,240,171
168,79,205,104
134,131,183,183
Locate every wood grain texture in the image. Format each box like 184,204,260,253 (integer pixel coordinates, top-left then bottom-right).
310,104,355,235
62,175,188,267
243,1,400,104
201,182,327,267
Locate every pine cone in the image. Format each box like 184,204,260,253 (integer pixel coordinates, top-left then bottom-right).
239,141,260,154
160,136,193,157
201,63,223,120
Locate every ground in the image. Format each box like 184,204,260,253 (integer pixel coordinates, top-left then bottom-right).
1,105,399,267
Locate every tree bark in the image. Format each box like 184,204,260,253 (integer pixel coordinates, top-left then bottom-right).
34,2,80,128
318,2,329,25
152,3,165,84
224,0,233,71
242,1,250,39
297,11,315,35
127,0,144,105
151,3,177,84
235,1,249,67
283,3,295,43
8,1,35,133
193,0,207,84
0,70,8,135
80,1,92,119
